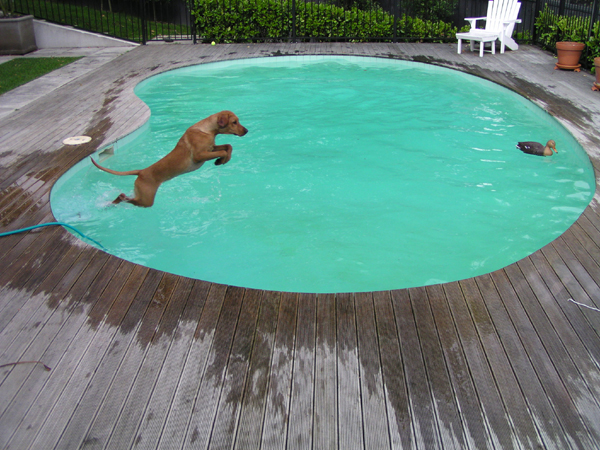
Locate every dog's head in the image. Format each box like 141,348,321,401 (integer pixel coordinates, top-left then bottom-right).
217,111,248,137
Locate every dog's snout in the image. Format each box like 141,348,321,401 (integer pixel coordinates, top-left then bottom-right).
239,126,248,136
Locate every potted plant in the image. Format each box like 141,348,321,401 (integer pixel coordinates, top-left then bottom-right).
534,7,587,72
0,0,37,55
555,41,585,71
593,57,600,91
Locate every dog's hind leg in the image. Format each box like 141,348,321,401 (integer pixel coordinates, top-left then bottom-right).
113,177,158,207
113,193,134,204
112,193,153,207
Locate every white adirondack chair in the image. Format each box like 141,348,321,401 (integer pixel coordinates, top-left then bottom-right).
456,0,522,57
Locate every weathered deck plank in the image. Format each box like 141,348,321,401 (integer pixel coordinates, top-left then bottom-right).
130,276,200,448
234,290,281,450
261,291,298,449
287,292,316,450
355,292,390,449
53,261,143,450
457,278,543,448
26,257,129,449
474,272,576,449
410,286,466,450
1,42,600,450
390,288,441,449
336,292,363,450
425,283,492,450
0,227,65,322
156,281,224,449
74,270,165,449
103,273,189,450
445,281,518,449
498,264,600,448
372,290,413,449
313,293,338,449
1,249,110,449
210,288,262,449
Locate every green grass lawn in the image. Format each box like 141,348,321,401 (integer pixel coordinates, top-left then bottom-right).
0,56,82,95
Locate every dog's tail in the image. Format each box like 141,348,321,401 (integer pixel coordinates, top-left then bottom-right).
91,158,141,176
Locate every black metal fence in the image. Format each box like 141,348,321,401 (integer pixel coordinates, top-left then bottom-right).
14,0,196,43
13,0,600,44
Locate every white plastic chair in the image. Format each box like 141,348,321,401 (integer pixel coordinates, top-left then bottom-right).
456,0,522,57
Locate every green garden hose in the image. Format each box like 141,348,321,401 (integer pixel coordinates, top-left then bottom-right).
0,222,105,249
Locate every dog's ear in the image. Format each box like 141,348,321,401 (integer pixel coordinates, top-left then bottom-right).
217,112,230,128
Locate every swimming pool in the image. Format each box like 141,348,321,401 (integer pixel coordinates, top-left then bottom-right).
51,56,595,293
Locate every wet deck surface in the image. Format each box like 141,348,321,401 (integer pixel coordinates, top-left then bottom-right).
1,42,600,449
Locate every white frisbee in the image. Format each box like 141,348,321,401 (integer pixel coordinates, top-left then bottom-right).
63,136,92,145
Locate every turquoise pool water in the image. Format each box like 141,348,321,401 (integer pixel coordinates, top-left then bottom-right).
51,56,595,293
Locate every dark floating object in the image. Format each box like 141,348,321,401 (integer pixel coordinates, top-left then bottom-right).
516,140,558,156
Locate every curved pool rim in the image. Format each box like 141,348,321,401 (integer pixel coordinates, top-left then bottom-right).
50,52,598,295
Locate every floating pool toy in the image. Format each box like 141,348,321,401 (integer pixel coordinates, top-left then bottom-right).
516,140,557,156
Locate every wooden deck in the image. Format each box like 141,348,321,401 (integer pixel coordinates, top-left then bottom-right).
2,42,600,449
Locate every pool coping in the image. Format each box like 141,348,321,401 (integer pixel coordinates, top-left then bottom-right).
53,52,599,294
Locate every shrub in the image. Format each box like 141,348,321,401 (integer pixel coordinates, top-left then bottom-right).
399,14,458,40
587,21,600,67
407,0,458,24
534,5,600,69
534,5,589,49
192,0,458,43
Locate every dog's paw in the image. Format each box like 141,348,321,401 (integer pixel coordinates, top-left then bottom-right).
112,193,128,204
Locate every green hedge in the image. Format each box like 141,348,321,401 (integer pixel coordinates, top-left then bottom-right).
192,0,459,43
535,5,599,69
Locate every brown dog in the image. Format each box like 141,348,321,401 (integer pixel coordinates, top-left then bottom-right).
91,110,248,207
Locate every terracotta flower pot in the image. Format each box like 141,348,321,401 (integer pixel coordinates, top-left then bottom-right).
555,41,585,71
593,57,600,91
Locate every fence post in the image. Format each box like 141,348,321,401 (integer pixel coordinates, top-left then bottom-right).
590,0,599,40
141,0,147,44
532,0,542,43
291,0,296,42
190,0,197,43
393,0,399,42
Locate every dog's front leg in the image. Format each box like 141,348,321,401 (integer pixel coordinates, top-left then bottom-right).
213,144,233,165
